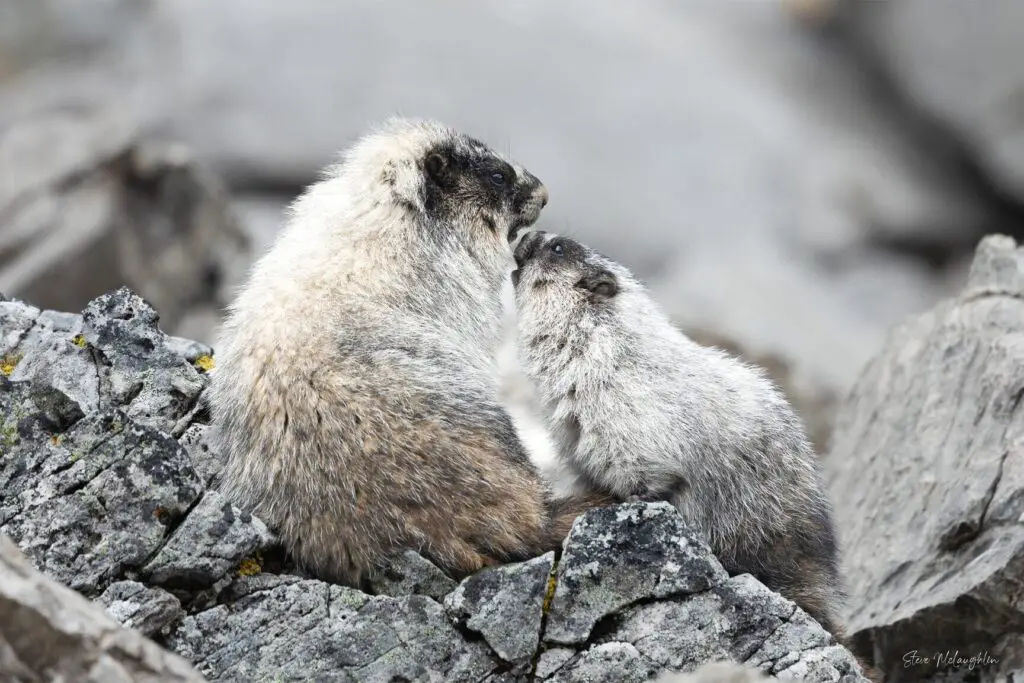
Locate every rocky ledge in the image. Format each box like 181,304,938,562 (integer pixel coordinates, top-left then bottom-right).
0,286,867,682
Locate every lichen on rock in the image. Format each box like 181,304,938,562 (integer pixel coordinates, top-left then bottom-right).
0,287,874,682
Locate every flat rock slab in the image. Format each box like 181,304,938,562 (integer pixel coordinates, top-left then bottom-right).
540,574,862,683
167,581,500,682
368,549,458,603
445,552,554,669
545,502,729,646
826,234,1024,680
96,580,185,639
0,534,206,683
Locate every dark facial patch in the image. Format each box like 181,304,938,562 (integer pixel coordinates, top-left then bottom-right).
515,234,615,305
421,141,518,226
513,231,546,268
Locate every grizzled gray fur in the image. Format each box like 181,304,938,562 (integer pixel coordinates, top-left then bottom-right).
511,231,845,638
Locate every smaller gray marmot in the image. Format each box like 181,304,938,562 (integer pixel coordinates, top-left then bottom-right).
510,231,846,637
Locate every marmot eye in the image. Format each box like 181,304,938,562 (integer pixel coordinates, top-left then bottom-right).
490,171,507,187
551,242,565,256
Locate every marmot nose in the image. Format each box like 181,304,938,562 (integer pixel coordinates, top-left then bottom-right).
514,230,545,266
537,185,549,208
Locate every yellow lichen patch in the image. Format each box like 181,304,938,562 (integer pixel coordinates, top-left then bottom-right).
237,556,262,576
71,334,87,348
194,355,216,372
1,353,22,377
541,569,558,615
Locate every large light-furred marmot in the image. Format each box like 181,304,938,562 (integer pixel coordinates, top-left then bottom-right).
209,120,612,588
510,230,846,636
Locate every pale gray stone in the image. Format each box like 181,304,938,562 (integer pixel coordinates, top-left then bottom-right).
0,534,206,683
97,580,185,638
826,234,1024,680
444,552,554,669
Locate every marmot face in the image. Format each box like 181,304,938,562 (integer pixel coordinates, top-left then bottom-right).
512,231,633,334
345,119,548,261
420,136,548,243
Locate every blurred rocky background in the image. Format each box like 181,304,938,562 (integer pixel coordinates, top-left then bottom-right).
2,0,1023,449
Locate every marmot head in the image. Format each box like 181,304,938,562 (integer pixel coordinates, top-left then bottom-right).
511,231,647,345
333,118,549,249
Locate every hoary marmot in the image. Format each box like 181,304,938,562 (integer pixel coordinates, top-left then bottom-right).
510,230,846,636
208,120,612,588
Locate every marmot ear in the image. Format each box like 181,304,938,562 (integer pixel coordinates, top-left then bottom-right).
425,152,452,186
577,270,618,301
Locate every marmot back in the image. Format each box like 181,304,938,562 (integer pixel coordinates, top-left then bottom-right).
209,120,611,587
510,230,846,637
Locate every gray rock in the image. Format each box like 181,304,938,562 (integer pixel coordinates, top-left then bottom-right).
167,581,500,682
0,289,875,681
177,422,225,489
2,287,210,435
444,552,554,669
0,300,41,354
164,334,214,365
557,574,861,683
0,534,206,683
0,405,203,595
0,98,250,341
142,490,271,591
545,502,729,646
78,288,208,433
825,233,1024,680
368,549,458,602
833,0,1024,203
97,580,185,638
536,648,577,679
544,642,655,683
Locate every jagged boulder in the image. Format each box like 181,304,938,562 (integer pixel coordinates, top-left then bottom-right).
1,287,869,682
826,234,1024,681
828,0,1024,204
0,534,206,683
0,102,251,344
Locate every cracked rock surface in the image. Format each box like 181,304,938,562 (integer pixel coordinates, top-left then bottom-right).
0,534,205,682
1,287,871,681
826,234,1024,681
96,580,186,639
